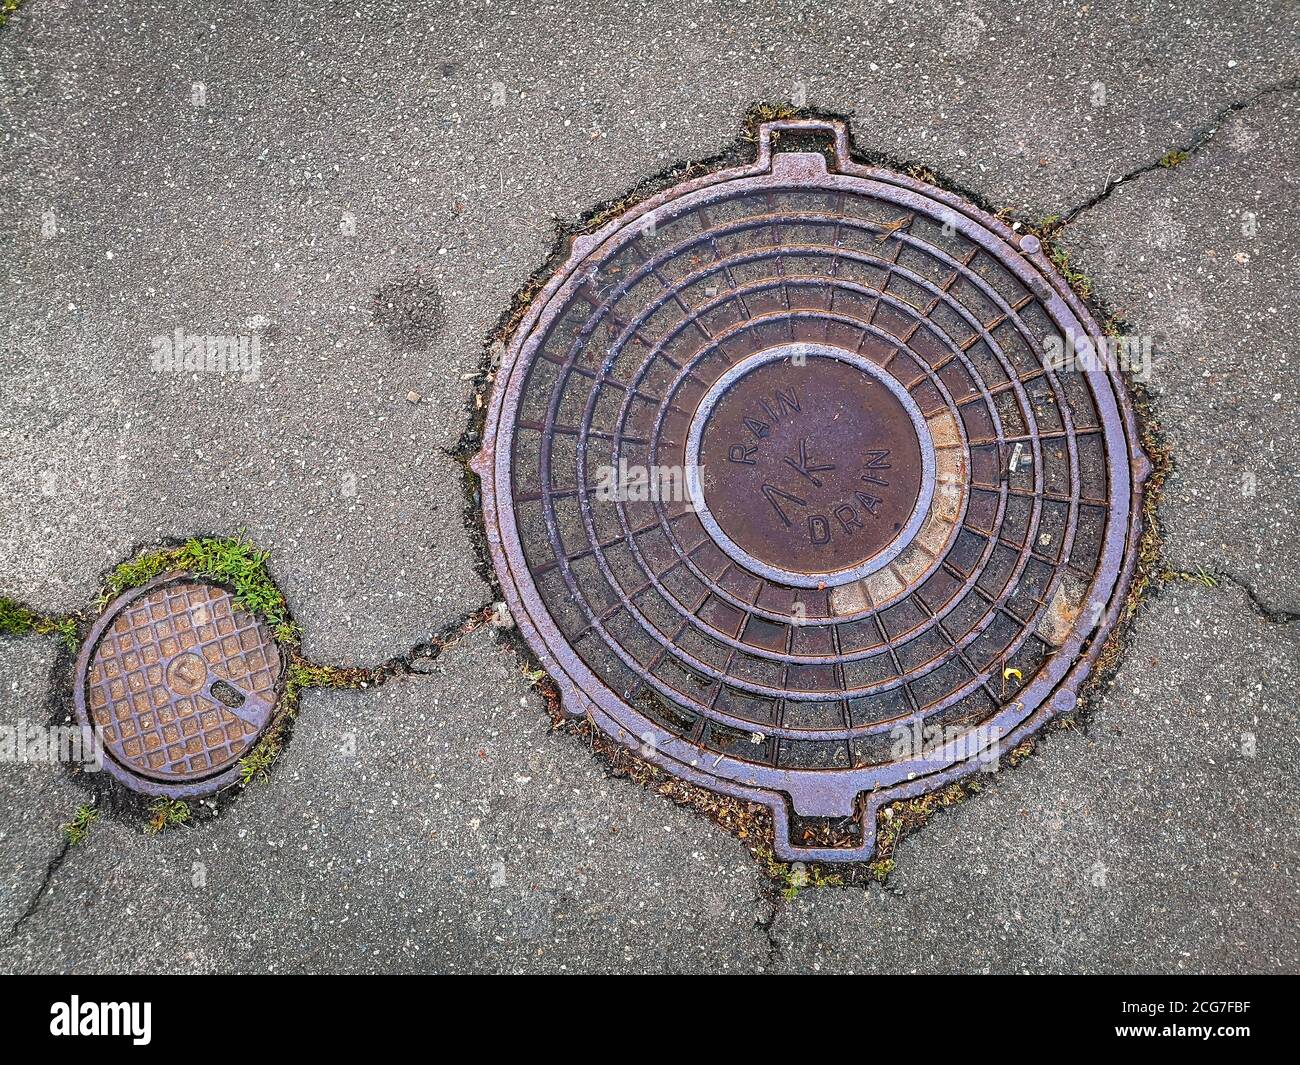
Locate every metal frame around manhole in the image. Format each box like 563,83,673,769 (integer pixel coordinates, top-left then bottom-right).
473,118,1150,862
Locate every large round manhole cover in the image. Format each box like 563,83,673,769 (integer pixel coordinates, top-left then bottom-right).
474,119,1150,861
73,576,284,797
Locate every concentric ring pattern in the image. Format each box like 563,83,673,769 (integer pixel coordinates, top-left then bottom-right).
476,120,1148,861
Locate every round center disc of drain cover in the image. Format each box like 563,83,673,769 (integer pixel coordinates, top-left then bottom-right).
686,344,934,588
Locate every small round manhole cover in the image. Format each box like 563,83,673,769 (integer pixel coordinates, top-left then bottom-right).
474,119,1150,861
73,576,283,797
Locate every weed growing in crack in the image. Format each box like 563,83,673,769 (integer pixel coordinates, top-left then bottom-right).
100,535,297,641
1046,244,1096,301
1035,214,1064,239
284,658,371,699
62,804,98,846
754,846,845,900
1165,565,1218,588
1159,148,1191,168
237,739,279,786
0,598,80,649
868,780,976,883
745,101,802,129
229,652,374,788
867,858,895,883
145,799,191,835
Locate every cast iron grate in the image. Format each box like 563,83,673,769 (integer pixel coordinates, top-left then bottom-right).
474,119,1149,861
73,576,283,797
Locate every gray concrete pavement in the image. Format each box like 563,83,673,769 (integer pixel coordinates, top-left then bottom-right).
0,639,82,933
1062,87,1300,606
1,0,1297,973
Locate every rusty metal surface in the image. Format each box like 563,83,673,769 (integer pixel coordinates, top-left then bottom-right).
688,343,933,587
73,576,283,797
473,118,1150,862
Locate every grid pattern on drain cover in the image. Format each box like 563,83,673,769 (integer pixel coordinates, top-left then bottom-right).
480,120,1144,858
84,581,281,782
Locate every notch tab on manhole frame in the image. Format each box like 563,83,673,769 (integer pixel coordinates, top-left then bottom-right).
474,117,1150,862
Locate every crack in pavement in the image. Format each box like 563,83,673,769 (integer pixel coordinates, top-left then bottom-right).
347,600,502,682
9,836,74,936
1060,76,1300,225
1215,571,1300,625
754,890,782,971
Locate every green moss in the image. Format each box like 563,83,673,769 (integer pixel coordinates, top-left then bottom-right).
235,657,368,786
100,536,297,642
865,782,971,884
0,598,42,638
237,739,279,786
283,658,369,699
62,804,98,846
743,101,803,138
0,598,80,650
754,845,844,899
145,798,190,835
0,0,25,31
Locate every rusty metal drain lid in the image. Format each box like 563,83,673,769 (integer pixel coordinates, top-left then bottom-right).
73,576,283,797
686,343,934,587
474,119,1149,861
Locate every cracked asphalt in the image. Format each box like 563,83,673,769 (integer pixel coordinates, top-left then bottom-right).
1,0,1298,973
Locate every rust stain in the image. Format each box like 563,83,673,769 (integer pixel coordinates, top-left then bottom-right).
1038,576,1088,647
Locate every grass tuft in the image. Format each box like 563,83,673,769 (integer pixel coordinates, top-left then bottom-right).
1047,243,1096,301
145,798,191,835
62,804,98,846
100,535,297,642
